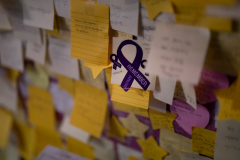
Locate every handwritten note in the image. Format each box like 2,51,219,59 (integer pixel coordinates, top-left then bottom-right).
70,81,108,138
111,84,150,109
149,109,177,132
54,0,71,19
28,86,56,129
48,37,80,80
214,119,240,160
23,0,54,30
110,0,139,35
117,143,144,160
0,33,24,71
192,127,216,158
181,152,212,160
146,23,210,84
71,0,109,65
148,92,166,113
0,109,12,148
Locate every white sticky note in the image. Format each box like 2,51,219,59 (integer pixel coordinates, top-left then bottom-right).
59,115,90,144
181,152,212,160
48,37,80,80
153,77,176,105
111,37,156,91
89,137,115,160
110,0,139,35
0,77,17,112
0,4,12,30
0,33,24,71
35,145,89,160
54,0,71,19
214,119,240,160
117,143,144,160
146,23,210,84
98,0,110,5
26,30,46,65
22,0,54,30
139,4,175,42
149,92,166,113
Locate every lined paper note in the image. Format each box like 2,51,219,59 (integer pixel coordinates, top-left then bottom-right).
192,127,216,158
111,84,150,109
0,109,12,148
28,86,56,129
70,81,108,138
70,0,109,65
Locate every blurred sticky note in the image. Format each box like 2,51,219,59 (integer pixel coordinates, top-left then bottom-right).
70,81,108,138
35,126,62,155
192,127,216,158
149,109,177,132
146,23,210,84
27,86,56,129
71,0,109,65
60,115,90,144
140,0,173,20
110,0,139,35
14,121,35,160
23,0,54,30
117,143,144,160
181,151,212,160
0,33,24,71
137,136,168,160
111,84,150,109
149,92,166,113
0,109,12,148
46,17,60,38
54,0,71,18
113,101,149,117
67,136,94,159
6,68,19,85
0,5,12,30
108,115,129,142
84,62,112,79
57,75,75,97
119,113,149,140
26,30,46,65
111,30,133,39
49,37,80,80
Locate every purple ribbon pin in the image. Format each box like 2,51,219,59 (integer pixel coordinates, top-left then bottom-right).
110,40,150,92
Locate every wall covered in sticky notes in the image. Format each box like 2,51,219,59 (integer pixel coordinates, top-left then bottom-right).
0,0,240,159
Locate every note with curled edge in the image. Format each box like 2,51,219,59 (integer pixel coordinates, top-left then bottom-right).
192,127,216,158
70,0,109,65
83,62,112,79
110,0,139,35
22,0,54,30
54,0,71,19
111,84,150,109
181,151,212,160
149,109,177,132
0,109,12,149
146,23,210,84
214,119,240,160
27,86,56,129
140,0,173,20
70,81,108,138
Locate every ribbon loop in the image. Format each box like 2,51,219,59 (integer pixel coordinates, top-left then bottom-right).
110,54,122,70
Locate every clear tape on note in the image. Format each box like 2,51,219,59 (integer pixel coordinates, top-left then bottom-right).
85,0,95,15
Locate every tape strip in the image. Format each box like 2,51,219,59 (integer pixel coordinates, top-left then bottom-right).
85,0,95,15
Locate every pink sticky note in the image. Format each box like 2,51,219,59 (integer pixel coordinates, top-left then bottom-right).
195,69,229,104
170,99,210,135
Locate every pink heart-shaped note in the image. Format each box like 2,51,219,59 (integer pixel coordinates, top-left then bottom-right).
195,69,229,104
170,99,210,135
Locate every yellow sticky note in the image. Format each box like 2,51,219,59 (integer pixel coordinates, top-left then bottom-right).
46,16,59,38
119,113,149,140
70,81,108,138
129,155,141,160
27,86,56,129
14,121,35,160
137,136,168,160
113,102,149,118
67,136,94,159
149,109,177,132
84,62,112,79
0,109,12,148
141,0,173,20
56,74,75,97
108,115,129,142
192,127,216,158
6,69,19,85
35,126,62,155
111,84,150,109
71,0,109,65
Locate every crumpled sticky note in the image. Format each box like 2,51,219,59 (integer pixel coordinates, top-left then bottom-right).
137,136,168,160
119,113,149,140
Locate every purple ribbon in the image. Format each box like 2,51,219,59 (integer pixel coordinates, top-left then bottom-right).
110,40,150,91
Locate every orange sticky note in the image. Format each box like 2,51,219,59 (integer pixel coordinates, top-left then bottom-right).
0,109,12,148
70,81,108,138
70,0,109,65
56,74,75,97
67,136,94,159
27,86,56,129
